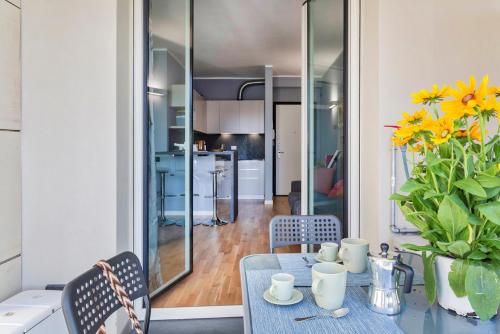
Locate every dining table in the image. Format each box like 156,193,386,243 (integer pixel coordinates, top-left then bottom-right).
239,252,499,334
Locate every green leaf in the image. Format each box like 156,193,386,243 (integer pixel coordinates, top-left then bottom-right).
448,259,468,297
490,251,500,261
437,195,469,239
468,214,482,225
482,238,500,249
467,249,488,260
398,203,429,231
425,151,440,166
436,241,450,252
420,229,442,243
484,164,498,176
423,190,442,200
476,202,500,225
400,243,442,253
389,193,409,201
479,244,491,253
476,174,500,188
466,154,474,177
453,178,487,198
484,187,500,199
447,241,471,258
422,252,437,304
465,263,500,320
400,179,427,193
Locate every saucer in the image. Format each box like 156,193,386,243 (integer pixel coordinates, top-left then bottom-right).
263,288,303,306
314,254,341,263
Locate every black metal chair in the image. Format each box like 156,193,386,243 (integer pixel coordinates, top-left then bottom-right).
61,251,151,334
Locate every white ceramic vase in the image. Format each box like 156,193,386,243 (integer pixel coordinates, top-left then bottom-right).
434,255,476,317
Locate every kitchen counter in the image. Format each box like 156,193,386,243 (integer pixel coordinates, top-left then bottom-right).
156,150,238,222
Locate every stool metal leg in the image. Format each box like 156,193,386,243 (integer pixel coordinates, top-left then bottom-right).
209,170,227,226
159,171,166,222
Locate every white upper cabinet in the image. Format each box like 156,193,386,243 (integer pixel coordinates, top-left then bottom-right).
219,100,240,134
239,100,264,134
204,100,264,134
193,90,206,133
0,1,20,130
206,101,220,133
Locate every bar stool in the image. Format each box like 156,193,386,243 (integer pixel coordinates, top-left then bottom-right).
206,169,228,226
158,170,167,222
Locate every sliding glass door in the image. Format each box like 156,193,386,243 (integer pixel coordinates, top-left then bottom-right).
306,0,347,234
145,0,193,297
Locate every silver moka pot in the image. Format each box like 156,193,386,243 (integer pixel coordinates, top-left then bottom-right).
367,243,414,315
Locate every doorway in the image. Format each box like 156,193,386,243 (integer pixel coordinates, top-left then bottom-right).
274,103,301,196
137,0,353,316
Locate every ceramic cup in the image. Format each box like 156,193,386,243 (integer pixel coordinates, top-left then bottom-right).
338,238,369,273
319,242,339,262
270,273,295,301
311,262,347,310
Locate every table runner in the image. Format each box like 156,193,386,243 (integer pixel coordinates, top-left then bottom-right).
277,253,424,287
246,270,404,334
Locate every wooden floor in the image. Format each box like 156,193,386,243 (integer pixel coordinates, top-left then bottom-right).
151,196,299,307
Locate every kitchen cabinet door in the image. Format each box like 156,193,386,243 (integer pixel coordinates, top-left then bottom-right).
238,160,264,199
239,100,264,133
0,131,21,262
0,1,21,130
193,90,206,132
0,256,21,301
219,100,240,134
206,101,220,133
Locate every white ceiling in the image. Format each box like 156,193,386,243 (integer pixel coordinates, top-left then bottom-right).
193,0,303,77
151,0,344,78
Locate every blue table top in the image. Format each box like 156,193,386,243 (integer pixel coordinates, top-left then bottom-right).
240,253,499,334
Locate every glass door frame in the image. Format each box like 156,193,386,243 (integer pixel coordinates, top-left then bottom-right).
132,0,360,319
302,0,358,240
142,0,194,298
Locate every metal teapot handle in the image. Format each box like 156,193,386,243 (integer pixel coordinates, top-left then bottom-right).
394,261,414,293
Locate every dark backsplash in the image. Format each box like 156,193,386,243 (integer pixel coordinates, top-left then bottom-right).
194,132,264,160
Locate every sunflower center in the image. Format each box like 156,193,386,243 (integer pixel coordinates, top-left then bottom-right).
441,130,449,138
461,93,474,104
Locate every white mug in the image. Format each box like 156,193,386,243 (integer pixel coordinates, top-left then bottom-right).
338,238,369,273
270,273,294,301
319,242,339,262
311,262,347,310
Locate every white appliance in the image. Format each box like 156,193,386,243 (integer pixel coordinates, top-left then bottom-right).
0,290,68,333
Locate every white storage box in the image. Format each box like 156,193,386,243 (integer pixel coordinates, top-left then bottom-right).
0,290,67,333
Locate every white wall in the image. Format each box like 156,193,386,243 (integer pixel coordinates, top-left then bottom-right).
0,0,21,302
21,0,133,288
360,0,500,250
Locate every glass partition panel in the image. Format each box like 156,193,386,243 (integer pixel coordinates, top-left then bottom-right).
146,0,192,297
307,0,346,232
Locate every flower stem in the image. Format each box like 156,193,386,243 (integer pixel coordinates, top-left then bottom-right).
447,142,454,193
423,140,440,193
477,109,487,170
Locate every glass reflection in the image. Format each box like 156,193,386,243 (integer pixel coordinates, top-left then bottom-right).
147,0,191,296
308,0,345,226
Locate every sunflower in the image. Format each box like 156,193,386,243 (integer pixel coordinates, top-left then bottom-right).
455,122,481,141
431,117,454,145
441,75,489,119
397,109,430,127
392,125,418,146
476,95,500,121
489,86,500,97
411,84,449,105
